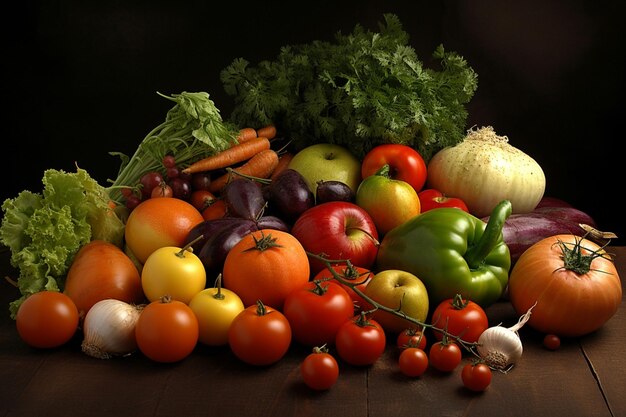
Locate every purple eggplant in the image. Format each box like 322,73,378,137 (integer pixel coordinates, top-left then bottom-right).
482,197,596,265
183,217,244,254
197,219,258,275
222,178,266,220
316,180,355,204
268,169,315,223
256,215,290,232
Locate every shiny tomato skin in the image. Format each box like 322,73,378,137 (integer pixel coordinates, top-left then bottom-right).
431,296,488,344
361,144,427,193
16,291,79,349
135,298,199,363
283,281,354,347
335,315,386,366
543,334,561,350
461,362,493,392
228,302,292,366
301,349,340,390
396,328,427,351
312,264,374,313
398,347,429,377
417,189,469,213
429,341,462,372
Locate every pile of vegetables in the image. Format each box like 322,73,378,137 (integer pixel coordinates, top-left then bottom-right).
221,13,478,162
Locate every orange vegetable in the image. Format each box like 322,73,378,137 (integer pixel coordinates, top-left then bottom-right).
209,149,279,193
270,152,294,180
256,125,277,140
237,127,258,143
182,137,271,175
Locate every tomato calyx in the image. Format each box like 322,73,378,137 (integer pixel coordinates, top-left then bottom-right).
312,344,330,354
309,279,332,296
254,299,271,316
354,311,379,328
245,230,284,252
450,293,470,310
555,234,613,275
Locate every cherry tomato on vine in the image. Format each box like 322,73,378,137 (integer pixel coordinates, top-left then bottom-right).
300,346,340,390
429,340,462,372
228,300,292,366
135,296,199,363
398,347,429,377
396,327,427,351
283,280,354,347
431,294,488,343
543,334,561,350
461,362,493,392
335,313,386,366
361,144,427,193
16,291,79,349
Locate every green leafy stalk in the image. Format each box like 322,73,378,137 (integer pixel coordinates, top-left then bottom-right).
107,91,240,202
221,13,478,162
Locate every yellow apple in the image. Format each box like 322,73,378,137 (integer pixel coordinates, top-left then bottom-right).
287,143,362,195
364,269,429,334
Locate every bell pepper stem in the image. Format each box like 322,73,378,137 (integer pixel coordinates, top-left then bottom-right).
465,200,512,269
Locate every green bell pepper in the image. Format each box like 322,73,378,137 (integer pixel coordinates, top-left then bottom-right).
376,200,512,307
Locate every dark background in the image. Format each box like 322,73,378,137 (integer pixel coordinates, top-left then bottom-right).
5,1,624,243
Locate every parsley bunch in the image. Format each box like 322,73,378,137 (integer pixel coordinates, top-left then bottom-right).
221,14,478,162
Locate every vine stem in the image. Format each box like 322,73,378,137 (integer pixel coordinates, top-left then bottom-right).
306,251,480,354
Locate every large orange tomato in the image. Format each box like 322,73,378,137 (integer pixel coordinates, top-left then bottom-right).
222,229,310,310
124,197,204,264
508,234,622,337
64,240,145,317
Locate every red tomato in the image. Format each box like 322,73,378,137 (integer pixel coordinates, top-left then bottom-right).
361,144,427,193
543,334,561,350
417,188,469,213
300,346,340,390
190,190,217,212
283,280,354,347
396,327,427,351
135,296,199,363
16,291,79,349
461,362,493,392
228,301,292,366
431,294,488,343
398,347,429,377
335,314,386,366
429,341,462,372
312,264,374,313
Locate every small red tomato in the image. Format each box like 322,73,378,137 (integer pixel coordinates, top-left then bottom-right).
16,291,79,349
461,362,493,392
228,300,292,366
300,346,340,390
429,341,462,372
135,296,199,363
151,181,173,198
431,294,488,344
283,280,354,347
312,264,374,313
398,347,429,377
396,327,427,351
543,334,561,350
417,189,469,213
335,313,386,366
361,144,427,193
190,190,217,212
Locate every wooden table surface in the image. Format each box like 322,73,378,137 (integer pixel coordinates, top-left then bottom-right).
1,246,624,417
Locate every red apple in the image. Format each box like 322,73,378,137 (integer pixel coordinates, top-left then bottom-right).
291,202,379,275
417,188,469,213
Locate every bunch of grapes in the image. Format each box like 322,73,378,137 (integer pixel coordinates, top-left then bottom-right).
121,155,213,211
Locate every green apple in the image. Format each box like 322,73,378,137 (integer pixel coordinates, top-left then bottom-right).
287,143,362,195
364,269,429,334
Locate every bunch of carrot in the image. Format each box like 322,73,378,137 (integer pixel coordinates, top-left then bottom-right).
182,125,292,193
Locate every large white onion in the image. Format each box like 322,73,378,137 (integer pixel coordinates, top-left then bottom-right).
427,126,546,217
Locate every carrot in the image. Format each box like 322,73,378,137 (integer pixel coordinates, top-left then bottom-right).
270,152,294,180
237,127,258,143
256,125,277,140
209,149,280,193
182,137,271,175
